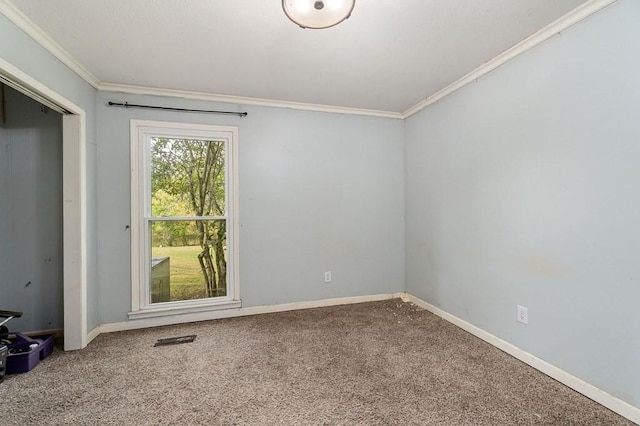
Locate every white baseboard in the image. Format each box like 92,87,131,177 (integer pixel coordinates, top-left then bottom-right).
401,293,640,425
84,291,638,423
85,325,101,346
94,292,403,334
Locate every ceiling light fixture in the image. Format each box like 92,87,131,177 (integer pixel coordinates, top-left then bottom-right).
282,0,356,29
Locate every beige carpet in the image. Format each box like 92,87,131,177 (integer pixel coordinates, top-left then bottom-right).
2,300,633,425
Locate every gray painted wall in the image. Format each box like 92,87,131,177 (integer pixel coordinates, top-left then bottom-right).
0,86,62,332
0,13,99,332
405,0,640,408
96,92,405,324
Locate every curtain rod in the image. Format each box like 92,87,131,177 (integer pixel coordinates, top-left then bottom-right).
107,101,248,117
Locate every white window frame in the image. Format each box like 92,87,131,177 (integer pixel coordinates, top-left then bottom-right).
129,119,240,319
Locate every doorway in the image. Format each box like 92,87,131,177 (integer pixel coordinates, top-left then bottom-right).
0,59,87,350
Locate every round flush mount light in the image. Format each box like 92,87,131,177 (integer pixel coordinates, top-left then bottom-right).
282,0,356,29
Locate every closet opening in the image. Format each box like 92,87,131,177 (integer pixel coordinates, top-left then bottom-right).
0,62,86,350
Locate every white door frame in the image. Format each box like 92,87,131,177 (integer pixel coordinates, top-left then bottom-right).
0,58,87,350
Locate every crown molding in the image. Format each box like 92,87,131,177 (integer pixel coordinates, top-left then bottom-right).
401,0,618,119
98,82,403,119
1,0,617,120
1,0,396,117
0,0,101,88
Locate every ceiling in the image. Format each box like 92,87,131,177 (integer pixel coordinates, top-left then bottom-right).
7,0,589,114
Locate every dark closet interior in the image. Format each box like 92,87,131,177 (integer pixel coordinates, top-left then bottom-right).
0,84,63,333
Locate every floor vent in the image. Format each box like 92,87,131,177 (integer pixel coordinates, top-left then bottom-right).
153,335,197,347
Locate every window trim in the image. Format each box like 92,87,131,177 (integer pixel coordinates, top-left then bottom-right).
129,119,240,319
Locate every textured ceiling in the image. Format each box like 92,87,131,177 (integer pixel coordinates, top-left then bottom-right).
8,0,588,113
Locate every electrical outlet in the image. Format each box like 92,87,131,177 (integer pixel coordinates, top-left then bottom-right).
324,271,332,283
517,305,528,325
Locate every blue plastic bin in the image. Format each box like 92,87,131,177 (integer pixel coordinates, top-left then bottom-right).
6,333,55,375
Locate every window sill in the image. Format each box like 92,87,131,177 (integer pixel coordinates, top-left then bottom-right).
128,299,242,320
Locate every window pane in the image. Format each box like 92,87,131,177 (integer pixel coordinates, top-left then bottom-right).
150,138,226,217
150,219,227,303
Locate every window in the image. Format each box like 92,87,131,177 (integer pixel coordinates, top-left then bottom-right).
130,120,239,318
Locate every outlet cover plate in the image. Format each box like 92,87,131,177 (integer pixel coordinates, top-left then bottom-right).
517,305,528,325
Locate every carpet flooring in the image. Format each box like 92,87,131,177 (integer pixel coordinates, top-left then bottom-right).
2,299,633,425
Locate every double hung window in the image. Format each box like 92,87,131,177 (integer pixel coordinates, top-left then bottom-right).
130,120,239,318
